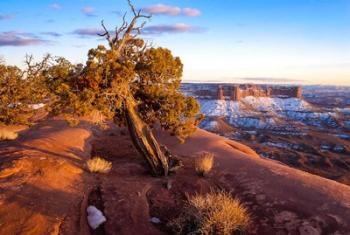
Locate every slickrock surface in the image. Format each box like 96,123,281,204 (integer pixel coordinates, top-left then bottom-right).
0,119,94,235
1,121,349,234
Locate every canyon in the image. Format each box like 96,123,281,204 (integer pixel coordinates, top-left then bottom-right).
182,83,350,185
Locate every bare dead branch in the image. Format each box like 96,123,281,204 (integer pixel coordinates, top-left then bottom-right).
99,0,151,57
112,12,129,45
128,0,137,16
24,54,51,79
99,20,113,46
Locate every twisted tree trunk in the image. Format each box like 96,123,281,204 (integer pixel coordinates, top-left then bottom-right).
124,96,169,176
99,1,176,176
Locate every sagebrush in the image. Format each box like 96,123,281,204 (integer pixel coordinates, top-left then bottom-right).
195,152,214,176
87,157,112,173
169,191,250,235
0,129,18,141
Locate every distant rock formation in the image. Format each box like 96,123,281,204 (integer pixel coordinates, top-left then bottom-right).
216,84,302,100
181,83,303,100
217,85,224,100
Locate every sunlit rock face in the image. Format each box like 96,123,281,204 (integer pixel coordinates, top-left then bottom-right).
181,83,302,101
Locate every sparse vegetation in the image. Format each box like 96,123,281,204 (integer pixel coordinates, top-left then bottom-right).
169,191,250,235
0,129,18,141
0,56,50,125
63,114,80,127
195,152,214,176
42,0,202,176
87,157,112,174
0,0,203,176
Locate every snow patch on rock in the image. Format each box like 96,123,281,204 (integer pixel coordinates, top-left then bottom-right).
199,97,340,129
241,96,312,112
150,217,161,224
87,205,106,229
29,103,45,110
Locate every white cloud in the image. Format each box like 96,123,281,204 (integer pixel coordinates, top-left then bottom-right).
82,6,96,17
143,4,201,17
182,8,201,17
72,28,104,37
0,31,50,47
143,23,204,34
144,4,181,16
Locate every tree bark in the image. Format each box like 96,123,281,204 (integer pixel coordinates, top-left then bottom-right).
124,96,169,176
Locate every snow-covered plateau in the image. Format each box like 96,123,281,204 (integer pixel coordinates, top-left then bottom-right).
199,97,347,130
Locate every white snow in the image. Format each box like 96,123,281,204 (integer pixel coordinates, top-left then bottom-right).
150,217,161,224
227,116,276,129
263,141,301,150
199,97,313,118
345,121,350,128
199,99,239,117
29,103,45,110
206,120,218,130
264,141,291,149
336,107,350,114
87,205,106,229
198,96,340,129
240,96,312,112
335,134,350,139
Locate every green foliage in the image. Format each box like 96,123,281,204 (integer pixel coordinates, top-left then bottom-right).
44,58,85,116
0,3,202,142
0,56,51,125
47,40,202,141
134,47,202,142
0,63,27,124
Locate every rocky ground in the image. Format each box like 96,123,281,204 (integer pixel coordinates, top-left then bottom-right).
1,119,350,234
0,119,94,235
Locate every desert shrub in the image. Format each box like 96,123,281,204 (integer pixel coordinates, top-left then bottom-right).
0,129,18,141
169,191,250,235
87,157,112,173
195,152,214,176
63,114,80,127
0,56,50,125
0,1,203,176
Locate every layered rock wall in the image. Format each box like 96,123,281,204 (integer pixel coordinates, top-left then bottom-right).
215,84,302,100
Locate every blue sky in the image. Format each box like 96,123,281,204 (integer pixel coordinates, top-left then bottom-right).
0,0,349,85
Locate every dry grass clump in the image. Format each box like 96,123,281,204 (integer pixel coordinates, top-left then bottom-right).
87,157,112,173
0,129,18,141
169,191,250,235
89,110,106,126
195,152,214,176
63,114,80,127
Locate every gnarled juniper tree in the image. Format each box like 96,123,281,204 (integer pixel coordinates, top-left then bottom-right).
46,0,202,176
